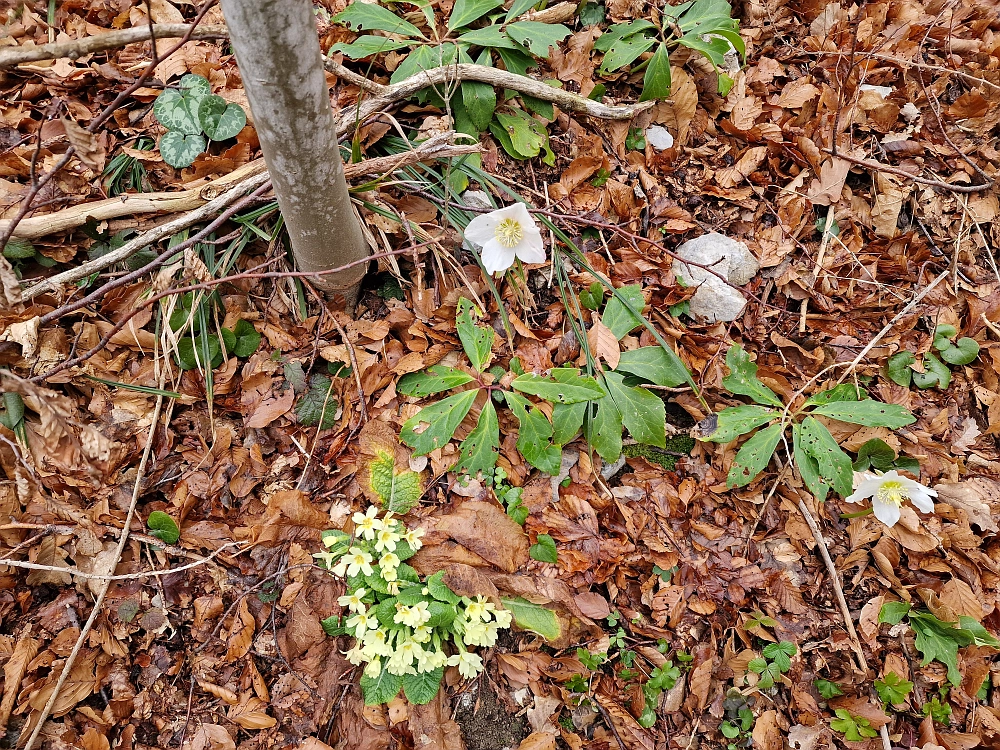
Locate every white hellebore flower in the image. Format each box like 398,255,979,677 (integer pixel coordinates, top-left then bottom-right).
845,470,937,528
465,203,545,275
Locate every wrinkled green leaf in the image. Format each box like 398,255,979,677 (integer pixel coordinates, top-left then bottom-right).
361,663,404,705
427,570,461,604
296,374,337,428
402,667,444,705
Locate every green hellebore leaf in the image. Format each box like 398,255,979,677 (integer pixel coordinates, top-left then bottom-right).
722,345,783,407
333,3,425,37
727,423,782,488
810,400,916,429
400,389,479,455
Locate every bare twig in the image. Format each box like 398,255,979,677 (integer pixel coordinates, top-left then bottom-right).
821,148,992,193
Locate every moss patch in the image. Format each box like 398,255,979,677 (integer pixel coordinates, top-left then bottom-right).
623,435,695,470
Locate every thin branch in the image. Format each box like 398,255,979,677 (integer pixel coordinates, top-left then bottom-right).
821,148,992,193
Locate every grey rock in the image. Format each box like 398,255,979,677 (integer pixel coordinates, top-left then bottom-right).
461,190,493,210
645,125,674,151
673,232,759,323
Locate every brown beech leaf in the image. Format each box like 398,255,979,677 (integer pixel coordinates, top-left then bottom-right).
434,501,529,573
224,598,255,662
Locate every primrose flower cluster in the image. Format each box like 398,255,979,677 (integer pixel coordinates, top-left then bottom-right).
315,506,512,705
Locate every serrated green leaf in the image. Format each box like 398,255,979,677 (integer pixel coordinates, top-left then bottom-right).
875,672,913,706
505,0,539,21
331,35,412,58
398,365,475,396
427,570,460,604
503,392,561,475
455,399,500,477
723,345,783,407
502,596,560,640
584,395,623,462
747,657,767,673
448,0,503,29
402,667,444,704
401,389,479,455
462,79,496,132
198,96,246,141
551,401,586,445
831,709,877,741
703,404,776,443
614,346,689,387
361,663,404,705
147,511,180,544
639,43,671,101
296,374,337,428
159,131,205,168
940,337,979,366
727,423,782,488
799,416,853,497
603,371,665,448
368,450,423,514
811,401,915,428
456,298,494,373
793,422,829,502
512,369,605,403
886,351,915,387
154,89,201,135
815,679,844,699
878,601,911,624
334,3,425,37
505,21,570,57
530,533,558,562
910,612,973,686
804,383,868,406
601,284,646,339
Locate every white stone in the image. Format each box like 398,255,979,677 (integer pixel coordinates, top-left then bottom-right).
645,125,674,151
673,232,760,323
461,190,493,210
860,84,893,98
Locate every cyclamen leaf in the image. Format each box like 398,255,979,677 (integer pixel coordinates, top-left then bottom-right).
703,404,776,444
639,43,671,101
723,345,783,407
296,375,337,429
811,401,916,429
147,511,180,544
334,3,425,37
448,0,503,29
398,365,475,396
400,389,479,455
229,319,261,358
886,351,915,387
512,369,605,403
934,324,958,348
159,131,205,168
504,21,571,58
361,663,404,705
331,36,412,59
454,399,500,477
179,73,211,102
601,284,646,339
198,95,246,141
727,423,782,488
402,667,444,705
793,422,829,503
602,371,665,448
614,346,689,387
940,337,979,366
799,416,853,498
154,89,201,135
502,597,561,640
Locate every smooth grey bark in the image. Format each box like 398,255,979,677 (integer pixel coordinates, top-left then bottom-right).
219,0,369,307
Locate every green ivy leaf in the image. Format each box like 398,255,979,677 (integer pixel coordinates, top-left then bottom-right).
722,345,783,407
455,399,500,477
198,95,246,141
530,533,558,562
504,21,571,58
159,131,206,168
940,337,979,366
456,297,494,373
401,389,479,455
878,601,911,624
503,392,561,475
153,89,201,135
402,667,444,705
579,1,605,25
398,365,475,397
614,346,689,387
798,416,853,498
448,0,504,29
512,369,605,403
502,597,561,640
147,511,180,544
334,3,425,37
727,423,782,488
361,662,404,705
584,395,623,463
296,374,337,428
886,351,915,387
639,42,671,101
811,400,916,429
602,371,665,448
703,404,776,443
792,422,829,503
601,284,646,339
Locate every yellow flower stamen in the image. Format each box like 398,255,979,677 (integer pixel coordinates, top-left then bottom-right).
876,480,908,507
495,218,523,248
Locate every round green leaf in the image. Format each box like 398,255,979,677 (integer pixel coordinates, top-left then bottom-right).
153,89,201,135
885,351,915,387
940,337,979,366
179,74,211,102
198,95,247,141
159,131,206,168
147,510,180,544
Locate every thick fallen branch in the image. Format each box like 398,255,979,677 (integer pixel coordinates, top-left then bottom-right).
20,135,476,299
0,23,228,69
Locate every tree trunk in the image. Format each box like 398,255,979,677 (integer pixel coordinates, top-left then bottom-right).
219,0,369,308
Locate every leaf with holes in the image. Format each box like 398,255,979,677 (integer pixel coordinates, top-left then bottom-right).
727,423,782,488
154,89,201,134
159,131,206,168
332,35,412,59
198,95,246,141
512,369,605,404
455,399,500,477
504,392,561,475
398,365,475,396
722,345,783,407
401,389,479,455
584,395,623,463
793,422,829,502
811,401,915,429
799,416,853,497
505,21,571,58
333,3,425,37
456,297,494,373
703,404,776,443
